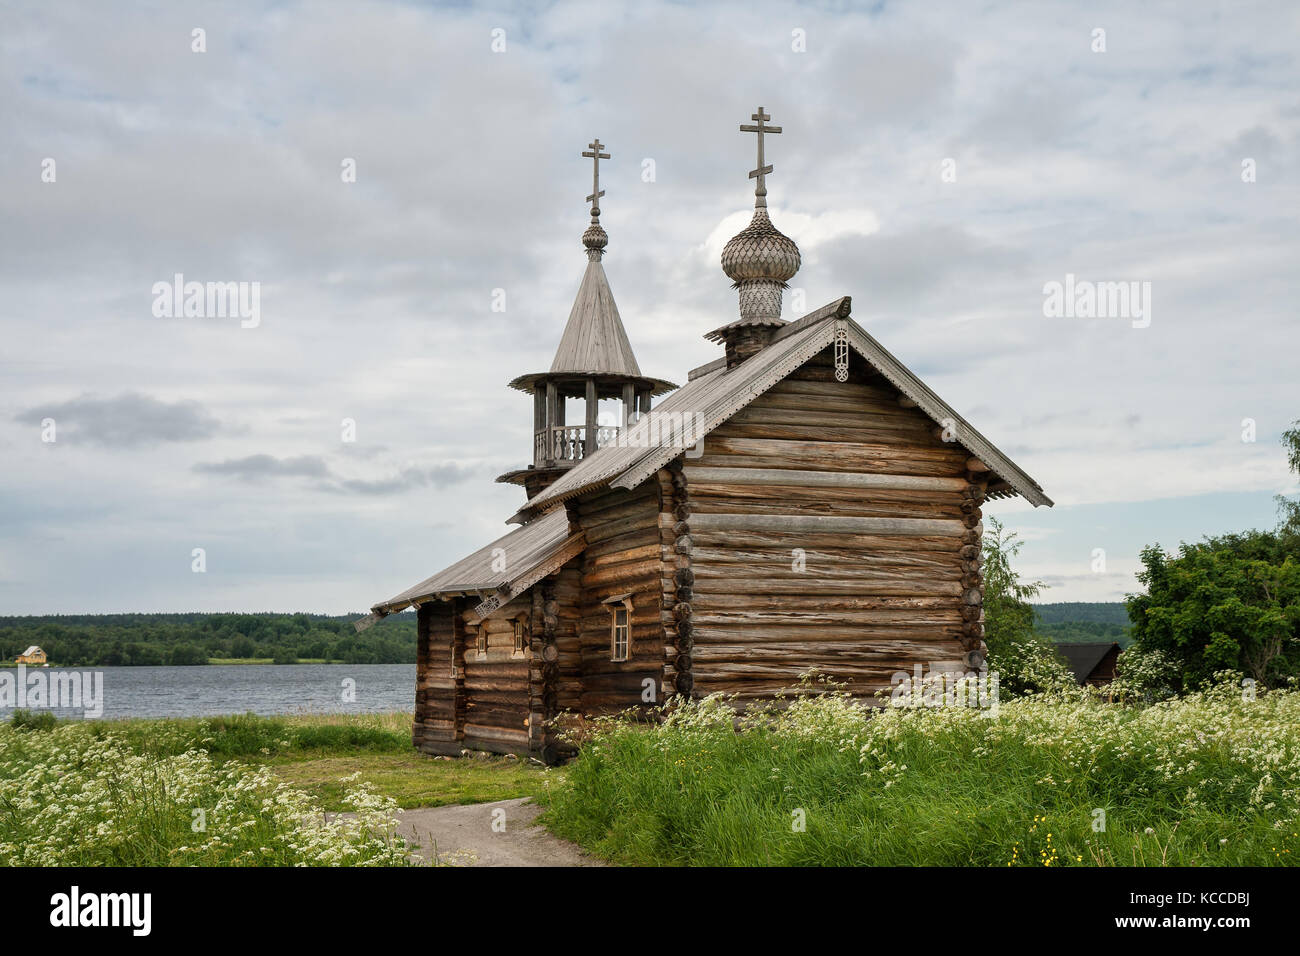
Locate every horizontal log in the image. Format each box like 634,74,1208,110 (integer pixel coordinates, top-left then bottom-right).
691,641,967,663
583,528,660,561
704,436,967,467
729,403,934,433
693,450,966,478
693,623,964,643
692,564,962,585
688,495,962,521
691,609,963,626
691,593,959,612
718,422,949,446
581,512,661,545
689,546,960,572
691,529,964,552
586,543,661,569
690,514,965,537
683,467,968,492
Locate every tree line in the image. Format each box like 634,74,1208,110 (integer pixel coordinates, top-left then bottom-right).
0,612,416,666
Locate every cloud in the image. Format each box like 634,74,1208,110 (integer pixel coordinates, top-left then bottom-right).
13,392,221,446
2,0,1298,613
334,464,475,496
192,455,474,495
193,454,330,479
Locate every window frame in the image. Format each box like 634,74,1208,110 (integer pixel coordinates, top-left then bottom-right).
512,616,527,659
474,628,487,661
604,593,634,662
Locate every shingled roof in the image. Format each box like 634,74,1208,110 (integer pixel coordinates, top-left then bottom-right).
510,295,1052,523
366,508,579,620
506,257,677,395
1055,642,1122,684
549,258,641,376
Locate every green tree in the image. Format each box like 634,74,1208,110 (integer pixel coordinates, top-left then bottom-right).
1128,539,1300,688
1127,423,1300,690
1277,419,1300,538
982,518,1075,694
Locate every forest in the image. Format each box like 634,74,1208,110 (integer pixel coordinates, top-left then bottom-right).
0,611,416,666
1032,602,1132,646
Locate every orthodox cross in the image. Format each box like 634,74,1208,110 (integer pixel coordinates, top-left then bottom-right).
582,139,610,218
740,107,782,206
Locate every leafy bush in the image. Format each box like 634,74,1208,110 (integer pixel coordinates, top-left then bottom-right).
1109,645,1178,704
10,709,57,732
1128,536,1300,690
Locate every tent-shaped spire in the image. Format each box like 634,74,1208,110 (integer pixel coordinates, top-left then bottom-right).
549,257,643,376
548,138,642,377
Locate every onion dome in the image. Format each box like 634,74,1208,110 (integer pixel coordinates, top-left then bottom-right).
708,106,801,346
721,207,801,323
582,220,608,261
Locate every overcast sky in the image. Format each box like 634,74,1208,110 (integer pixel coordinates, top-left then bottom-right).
2,1,1297,615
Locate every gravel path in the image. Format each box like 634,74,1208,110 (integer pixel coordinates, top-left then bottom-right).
394,798,606,867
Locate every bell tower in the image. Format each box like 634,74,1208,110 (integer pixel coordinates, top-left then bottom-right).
497,140,675,500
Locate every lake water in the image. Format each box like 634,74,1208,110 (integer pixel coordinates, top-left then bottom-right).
0,664,415,720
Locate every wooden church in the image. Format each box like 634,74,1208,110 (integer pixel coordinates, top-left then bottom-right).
362,110,1052,762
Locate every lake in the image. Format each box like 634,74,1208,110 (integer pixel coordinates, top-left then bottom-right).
0,664,415,720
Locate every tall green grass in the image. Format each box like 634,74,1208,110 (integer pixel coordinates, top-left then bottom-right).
67,711,415,759
545,682,1300,866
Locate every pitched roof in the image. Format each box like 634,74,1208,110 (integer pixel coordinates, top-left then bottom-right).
510,295,1052,522
368,508,577,616
1055,642,1121,683
21,646,41,657
549,259,642,377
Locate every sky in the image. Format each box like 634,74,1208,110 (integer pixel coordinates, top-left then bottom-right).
1,0,1297,616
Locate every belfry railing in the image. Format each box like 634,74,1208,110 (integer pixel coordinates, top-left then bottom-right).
534,425,621,463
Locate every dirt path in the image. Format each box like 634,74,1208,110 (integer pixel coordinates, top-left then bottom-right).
394,798,606,866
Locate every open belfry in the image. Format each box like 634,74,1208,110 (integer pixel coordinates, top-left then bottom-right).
364,108,1052,761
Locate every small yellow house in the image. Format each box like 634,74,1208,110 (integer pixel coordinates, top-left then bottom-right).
16,646,47,665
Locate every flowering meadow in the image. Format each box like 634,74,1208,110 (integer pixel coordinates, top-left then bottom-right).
545,678,1300,866
0,717,417,866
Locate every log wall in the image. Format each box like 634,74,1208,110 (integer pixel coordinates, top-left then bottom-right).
682,346,985,702
569,482,665,714
413,600,461,756
461,593,533,755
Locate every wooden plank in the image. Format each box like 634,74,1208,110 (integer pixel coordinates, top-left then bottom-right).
682,466,967,492
689,513,965,537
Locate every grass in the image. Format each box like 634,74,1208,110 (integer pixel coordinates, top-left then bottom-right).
269,753,547,810
545,680,1300,866
9,709,548,810
0,709,550,865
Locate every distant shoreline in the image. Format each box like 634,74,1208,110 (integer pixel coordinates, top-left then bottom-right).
2,659,375,668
